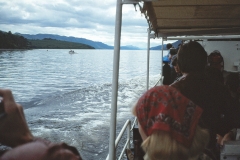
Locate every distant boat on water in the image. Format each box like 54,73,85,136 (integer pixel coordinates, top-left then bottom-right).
69,50,75,54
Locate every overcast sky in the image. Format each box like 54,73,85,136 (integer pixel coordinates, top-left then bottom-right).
0,0,173,48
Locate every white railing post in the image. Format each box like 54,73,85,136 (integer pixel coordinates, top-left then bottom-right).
161,38,164,77
108,0,123,159
127,120,131,149
147,28,150,90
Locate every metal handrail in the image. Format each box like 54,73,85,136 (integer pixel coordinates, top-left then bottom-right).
154,76,163,87
131,117,137,131
106,76,161,160
106,75,162,160
115,120,131,147
106,119,132,160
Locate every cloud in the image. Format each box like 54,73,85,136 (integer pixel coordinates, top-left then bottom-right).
0,0,170,48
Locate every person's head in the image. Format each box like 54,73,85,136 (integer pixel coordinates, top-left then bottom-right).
177,41,207,74
1,141,83,160
132,86,209,160
207,50,224,72
166,43,173,50
169,48,177,60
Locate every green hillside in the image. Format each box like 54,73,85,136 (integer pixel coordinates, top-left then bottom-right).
29,38,95,49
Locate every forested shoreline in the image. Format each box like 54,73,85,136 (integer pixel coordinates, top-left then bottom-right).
0,31,30,49
0,30,95,49
29,38,94,49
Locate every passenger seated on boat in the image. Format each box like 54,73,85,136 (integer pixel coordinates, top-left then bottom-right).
216,73,240,145
171,72,240,159
171,42,239,158
166,43,173,60
0,89,82,160
168,48,177,63
166,43,173,50
169,48,178,83
170,41,208,85
207,50,224,72
133,85,210,160
172,40,224,85
162,60,171,85
171,55,182,82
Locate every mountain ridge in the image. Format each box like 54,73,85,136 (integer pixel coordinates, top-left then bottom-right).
18,33,143,50
150,40,181,50
18,33,180,50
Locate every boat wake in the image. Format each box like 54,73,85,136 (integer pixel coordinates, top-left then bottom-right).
24,75,161,159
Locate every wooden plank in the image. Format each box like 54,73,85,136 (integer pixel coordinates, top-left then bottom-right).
156,19,240,29
151,0,240,6
153,6,240,19
156,28,240,37
157,28,240,34
143,0,240,36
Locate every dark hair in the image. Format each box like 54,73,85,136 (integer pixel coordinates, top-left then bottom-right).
177,41,207,73
166,43,173,50
171,72,240,137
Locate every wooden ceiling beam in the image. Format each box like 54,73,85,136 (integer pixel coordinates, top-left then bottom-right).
152,0,240,6
153,6,240,19
156,28,240,37
155,19,240,29
142,1,240,36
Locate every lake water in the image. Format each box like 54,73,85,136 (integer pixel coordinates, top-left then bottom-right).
0,49,167,159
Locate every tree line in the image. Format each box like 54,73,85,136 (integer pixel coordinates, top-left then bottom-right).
0,31,30,49
29,38,94,49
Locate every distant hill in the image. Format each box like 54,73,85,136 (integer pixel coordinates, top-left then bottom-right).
1,30,182,50
18,33,112,49
121,45,141,50
150,40,182,50
18,33,142,50
29,38,94,49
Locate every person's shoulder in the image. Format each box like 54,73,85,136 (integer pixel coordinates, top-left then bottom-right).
169,75,187,89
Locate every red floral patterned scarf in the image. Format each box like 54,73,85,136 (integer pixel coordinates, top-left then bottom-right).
136,85,203,147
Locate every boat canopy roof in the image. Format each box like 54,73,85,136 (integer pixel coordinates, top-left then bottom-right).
141,0,240,37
